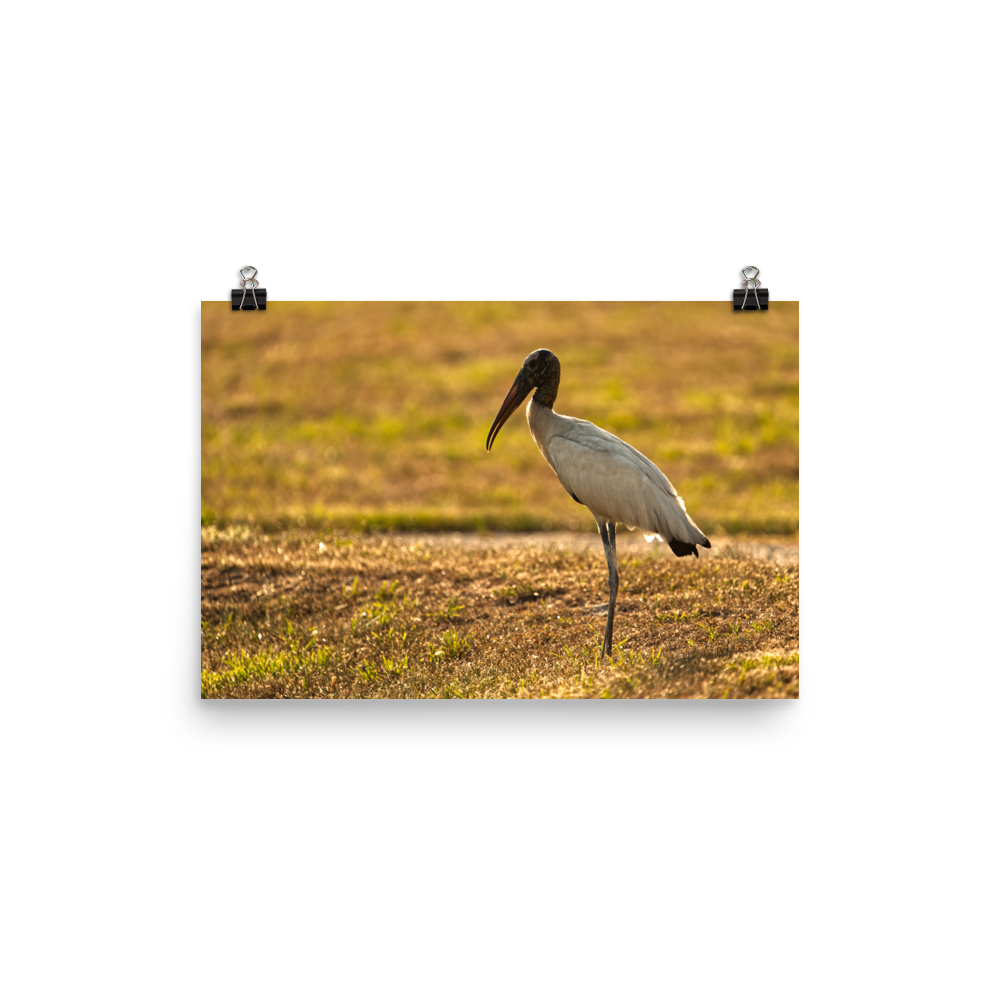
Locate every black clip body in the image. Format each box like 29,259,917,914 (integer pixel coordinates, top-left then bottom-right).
232,266,267,310
733,266,768,310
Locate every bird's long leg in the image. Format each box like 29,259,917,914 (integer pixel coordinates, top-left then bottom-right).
599,520,619,658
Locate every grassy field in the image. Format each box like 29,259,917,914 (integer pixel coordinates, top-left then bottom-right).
202,301,798,535
201,528,799,699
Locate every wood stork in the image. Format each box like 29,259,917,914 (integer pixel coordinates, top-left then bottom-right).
486,348,710,657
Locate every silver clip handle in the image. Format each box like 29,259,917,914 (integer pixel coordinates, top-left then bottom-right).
238,266,260,310
740,266,761,310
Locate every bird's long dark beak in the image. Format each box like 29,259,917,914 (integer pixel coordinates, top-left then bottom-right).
486,368,531,451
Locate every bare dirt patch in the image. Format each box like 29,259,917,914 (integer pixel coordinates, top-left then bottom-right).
382,530,798,564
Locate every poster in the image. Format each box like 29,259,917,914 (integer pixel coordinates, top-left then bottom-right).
202,301,798,698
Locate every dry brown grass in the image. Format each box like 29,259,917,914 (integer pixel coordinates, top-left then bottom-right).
201,301,798,534
201,528,799,699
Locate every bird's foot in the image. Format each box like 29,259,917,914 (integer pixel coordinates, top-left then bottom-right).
575,602,609,615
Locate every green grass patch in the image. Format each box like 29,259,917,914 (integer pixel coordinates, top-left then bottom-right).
201,529,799,699
201,645,335,698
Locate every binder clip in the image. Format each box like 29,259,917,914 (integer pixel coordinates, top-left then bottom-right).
733,266,768,311
231,266,267,310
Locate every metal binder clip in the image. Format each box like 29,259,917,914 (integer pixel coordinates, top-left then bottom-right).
733,266,768,311
231,266,267,311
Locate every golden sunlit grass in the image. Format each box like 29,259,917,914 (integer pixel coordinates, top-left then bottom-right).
201,528,799,700
201,301,798,534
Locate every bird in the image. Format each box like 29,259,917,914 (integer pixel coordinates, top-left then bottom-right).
486,348,710,658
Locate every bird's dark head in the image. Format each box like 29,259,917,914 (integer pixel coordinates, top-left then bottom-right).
486,349,561,451
521,348,558,383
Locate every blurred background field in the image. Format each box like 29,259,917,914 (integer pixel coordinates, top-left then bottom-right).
201,301,798,535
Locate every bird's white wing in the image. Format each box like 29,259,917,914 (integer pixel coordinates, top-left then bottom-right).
545,418,708,547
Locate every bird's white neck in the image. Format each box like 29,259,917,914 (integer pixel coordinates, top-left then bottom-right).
526,398,570,473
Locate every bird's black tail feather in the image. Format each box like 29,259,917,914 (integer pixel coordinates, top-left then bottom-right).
669,538,710,558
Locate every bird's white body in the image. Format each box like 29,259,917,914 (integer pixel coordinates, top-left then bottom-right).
487,347,709,656
526,399,709,549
